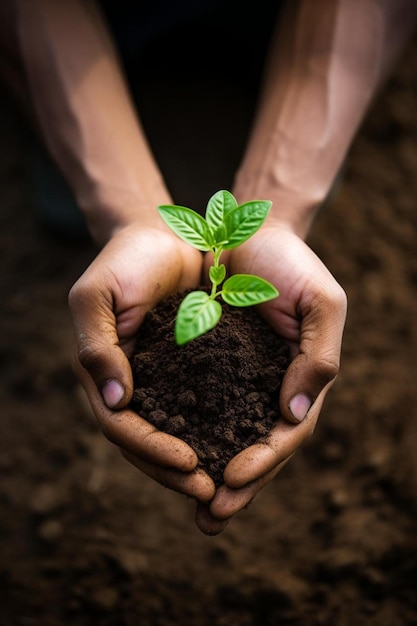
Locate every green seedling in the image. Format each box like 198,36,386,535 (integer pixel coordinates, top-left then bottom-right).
158,189,279,345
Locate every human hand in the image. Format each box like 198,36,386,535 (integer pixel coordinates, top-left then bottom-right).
197,222,347,534
69,223,215,503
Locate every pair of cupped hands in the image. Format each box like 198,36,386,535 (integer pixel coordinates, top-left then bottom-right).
69,218,346,535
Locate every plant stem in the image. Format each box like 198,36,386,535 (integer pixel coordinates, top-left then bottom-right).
209,246,223,299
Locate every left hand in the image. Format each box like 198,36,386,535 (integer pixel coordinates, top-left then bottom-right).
197,222,347,534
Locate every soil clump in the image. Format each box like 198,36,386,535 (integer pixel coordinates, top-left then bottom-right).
130,291,291,486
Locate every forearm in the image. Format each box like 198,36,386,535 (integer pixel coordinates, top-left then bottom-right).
16,0,170,245
234,0,417,238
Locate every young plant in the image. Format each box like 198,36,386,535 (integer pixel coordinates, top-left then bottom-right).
158,189,279,345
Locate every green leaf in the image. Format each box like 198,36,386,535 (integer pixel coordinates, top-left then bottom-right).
222,200,272,249
213,224,228,245
175,291,222,345
205,190,238,231
209,263,226,285
221,274,279,307
158,205,213,251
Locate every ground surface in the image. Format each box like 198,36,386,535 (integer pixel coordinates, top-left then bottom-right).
1,21,417,626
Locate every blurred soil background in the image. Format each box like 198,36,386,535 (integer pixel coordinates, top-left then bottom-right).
0,8,416,626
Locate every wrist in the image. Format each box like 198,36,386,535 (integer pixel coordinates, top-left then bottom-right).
78,184,172,247
233,173,331,240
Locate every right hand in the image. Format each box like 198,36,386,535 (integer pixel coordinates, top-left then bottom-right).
69,222,216,503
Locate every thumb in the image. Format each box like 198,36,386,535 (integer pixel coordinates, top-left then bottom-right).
69,283,134,410
280,287,347,424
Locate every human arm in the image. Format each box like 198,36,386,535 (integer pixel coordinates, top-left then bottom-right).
197,0,417,534
16,0,171,245
233,0,417,239
8,0,214,500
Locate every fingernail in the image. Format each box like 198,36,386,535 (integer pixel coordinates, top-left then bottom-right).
102,379,124,408
289,393,312,423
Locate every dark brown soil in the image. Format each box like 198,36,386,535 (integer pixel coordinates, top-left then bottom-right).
130,292,291,486
1,20,417,626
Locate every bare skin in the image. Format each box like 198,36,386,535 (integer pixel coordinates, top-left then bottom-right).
1,0,415,535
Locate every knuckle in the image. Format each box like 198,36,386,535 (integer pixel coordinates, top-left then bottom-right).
101,425,117,446
326,282,348,318
68,279,82,309
313,356,340,388
311,279,347,315
96,411,122,445
318,282,347,314
77,342,105,374
68,276,95,310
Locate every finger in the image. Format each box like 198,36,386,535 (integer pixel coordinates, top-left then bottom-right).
75,356,199,472
105,409,199,471
69,275,135,410
210,457,292,519
223,386,328,488
195,502,230,536
280,283,347,424
122,451,216,502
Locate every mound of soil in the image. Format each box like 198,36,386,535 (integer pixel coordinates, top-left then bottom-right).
129,292,291,486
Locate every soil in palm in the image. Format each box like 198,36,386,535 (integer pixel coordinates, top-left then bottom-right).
129,291,291,486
